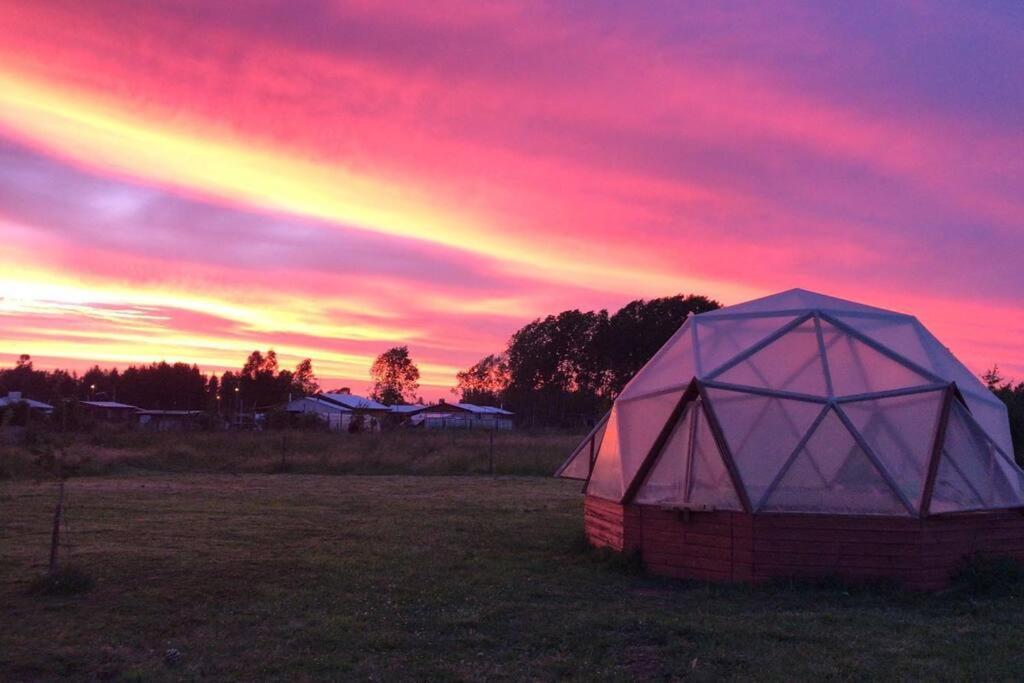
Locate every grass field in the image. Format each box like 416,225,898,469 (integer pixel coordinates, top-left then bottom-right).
3,472,1024,680
0,428,578,479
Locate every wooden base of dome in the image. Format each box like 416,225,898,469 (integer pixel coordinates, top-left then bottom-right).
584,495,1024,590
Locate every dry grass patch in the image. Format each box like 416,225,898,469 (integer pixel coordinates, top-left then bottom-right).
0,429,578,479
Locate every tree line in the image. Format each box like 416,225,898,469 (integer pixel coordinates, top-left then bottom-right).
0,295,718,426
0,345,423,414
2,291,1020,457
453,294,721,428
0,352,320,414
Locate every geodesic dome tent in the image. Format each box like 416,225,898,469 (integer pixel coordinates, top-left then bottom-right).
557,289,1023,518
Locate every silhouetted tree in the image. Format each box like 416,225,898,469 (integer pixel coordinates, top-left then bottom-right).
983,365,1005,391
985,368,1024,464
239,349,287,407
370,346,420,405
0,352,324,425
601,294,720,395
454,354,510,405
455,293,721,428
504,309,610,426
0,354,52,399
116,362,207,409
292,358,319,396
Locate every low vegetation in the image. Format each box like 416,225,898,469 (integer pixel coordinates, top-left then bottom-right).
0,428,577,480
3,473,1024,680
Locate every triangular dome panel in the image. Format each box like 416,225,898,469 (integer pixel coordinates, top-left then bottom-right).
586,389,684,500
832,313,1012,456
556,417,608,480
705,387,824,504
617,320,696,400
557,444,592,480
635,400,741,509
634,402,696,505
712,318,828,396
700,288,895,318
586,408,624,500
694,314,798,377
761,408,908,515
688,403,742,509
820,320,934,397
841,390,945,510
828,313,933,372
950,390,1014,461
929,402,1024,513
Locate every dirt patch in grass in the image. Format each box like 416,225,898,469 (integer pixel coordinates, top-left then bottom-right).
2,474,1024,680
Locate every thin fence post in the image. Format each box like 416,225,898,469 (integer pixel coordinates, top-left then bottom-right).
49,476,65,575
489,424,495,476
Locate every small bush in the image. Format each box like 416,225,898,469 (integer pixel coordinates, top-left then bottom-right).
28,565,94,596
952,554,1024,596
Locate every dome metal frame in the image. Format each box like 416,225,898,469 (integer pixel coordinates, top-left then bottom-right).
558,294,1024,519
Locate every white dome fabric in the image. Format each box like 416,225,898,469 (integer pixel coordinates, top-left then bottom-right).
558,289,1024,517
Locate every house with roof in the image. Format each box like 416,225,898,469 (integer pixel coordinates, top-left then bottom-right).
283,394,353,430
137,409,205,431
408,400,514,430
318,390,390,416
79,400,139,422
389,404,428,417
283,390,389,431
0,391,54,416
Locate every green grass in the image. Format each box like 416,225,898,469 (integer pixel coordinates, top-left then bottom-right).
3,474,1024,680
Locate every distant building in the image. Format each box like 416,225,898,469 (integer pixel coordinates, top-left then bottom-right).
137,409,205,431
409,400,514,430
318,390,389,415
283,395,354,430
79,400,139,422
388,404,428,417
283,390,389,431
0,391,54,415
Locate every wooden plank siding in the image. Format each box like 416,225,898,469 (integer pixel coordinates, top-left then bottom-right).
583,496,1024,590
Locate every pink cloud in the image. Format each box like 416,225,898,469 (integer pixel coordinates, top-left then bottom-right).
0,0,1021,392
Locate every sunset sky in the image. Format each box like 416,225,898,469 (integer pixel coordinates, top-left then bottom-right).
1,1,1022,399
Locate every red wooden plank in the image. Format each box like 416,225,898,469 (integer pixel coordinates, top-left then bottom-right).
752,552,928,571
732,549,754,565
588,499,1024,590
753,515,921,532
645,543,735,562
755,527,931,544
